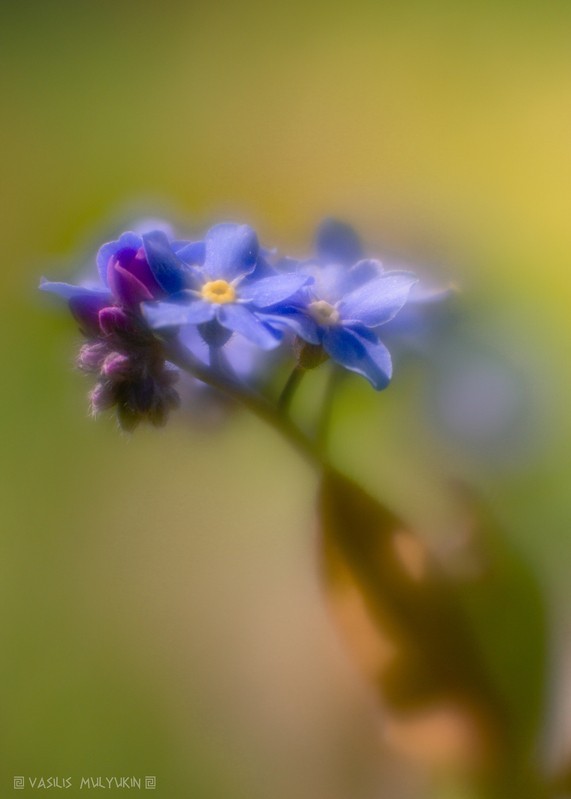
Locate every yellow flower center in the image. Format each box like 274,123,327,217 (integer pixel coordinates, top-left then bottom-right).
309,300,340,326
201,279,236,304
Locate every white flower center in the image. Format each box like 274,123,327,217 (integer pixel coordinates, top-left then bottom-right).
309,300,340,326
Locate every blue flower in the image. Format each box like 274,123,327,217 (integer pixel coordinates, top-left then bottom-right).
40,229,191,327
269,219,418,390
142,223,312,351
40,229,191,429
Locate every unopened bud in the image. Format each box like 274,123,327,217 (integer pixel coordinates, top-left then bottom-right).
293,338,329,370
101,352,132,378
77,342,107,373
89,381,115,414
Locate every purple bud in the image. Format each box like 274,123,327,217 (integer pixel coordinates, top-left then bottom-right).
119,247,163,296
107,260,155,308
90,381,115,414
77,342,108,372
98,306,135,337
101,352,133,378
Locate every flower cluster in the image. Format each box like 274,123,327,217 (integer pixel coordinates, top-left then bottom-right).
40,230,183,430
41,219,425,430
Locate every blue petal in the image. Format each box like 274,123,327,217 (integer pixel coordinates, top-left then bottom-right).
69,294,110,336
142,297,215,329
96,231,142,285
407,283,455,305
316,218,364,266
240,273,312,308
204,224,259,281
174,240,206,266
310,259,383,303
260,308,321,344
39,278,111,302
322,327,392,390
142,230,189,293
342,259,383,292
248,253,277,280
273,256,306,273
340,271,417,327
222,334,265,379
217,304,281,349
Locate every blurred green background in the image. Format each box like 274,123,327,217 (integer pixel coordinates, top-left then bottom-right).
2,1,571,796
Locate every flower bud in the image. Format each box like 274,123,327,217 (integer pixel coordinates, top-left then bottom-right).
77,342,107,373
101,352,132,379
89,381,116,414
98,306,136,337
293,338,329,370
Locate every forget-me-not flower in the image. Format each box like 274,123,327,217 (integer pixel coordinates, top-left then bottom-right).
142,223,312,351
269,219,418,390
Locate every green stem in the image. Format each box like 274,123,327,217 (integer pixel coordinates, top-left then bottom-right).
277,365,305,413
316,365,342,454
165,339,324,469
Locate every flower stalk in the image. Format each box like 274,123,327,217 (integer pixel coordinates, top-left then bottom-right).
277,365,306,413
164,338,325,468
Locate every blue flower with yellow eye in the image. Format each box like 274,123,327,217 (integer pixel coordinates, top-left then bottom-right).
142,223,312,350
268,219,418,390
